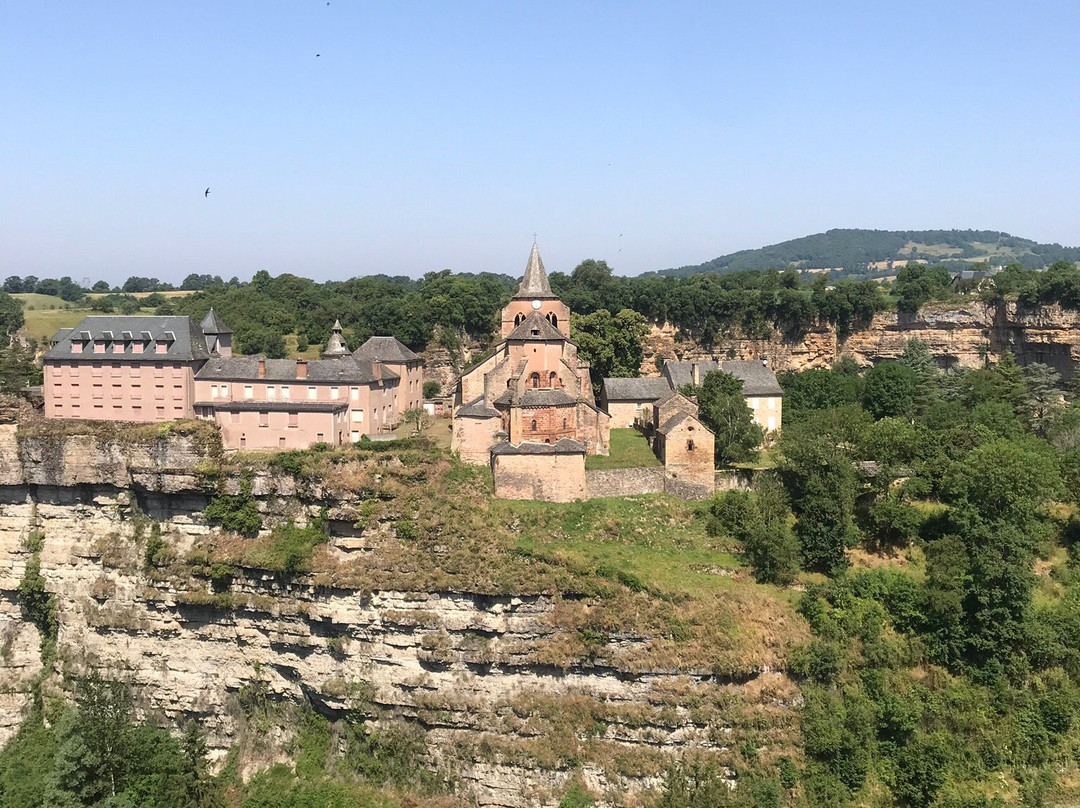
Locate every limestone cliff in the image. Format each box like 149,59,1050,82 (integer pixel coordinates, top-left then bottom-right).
0,421,802,807
640,301,1080,378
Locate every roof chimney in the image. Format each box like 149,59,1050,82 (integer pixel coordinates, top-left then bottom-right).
372,360,382,381
296,359,308,380
257,358,266,379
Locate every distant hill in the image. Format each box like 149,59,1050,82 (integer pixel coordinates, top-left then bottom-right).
650,229,1080,279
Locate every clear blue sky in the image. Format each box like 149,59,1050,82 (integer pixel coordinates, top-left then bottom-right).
2,1,1078,285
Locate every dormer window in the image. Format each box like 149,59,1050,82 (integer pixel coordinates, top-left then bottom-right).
71,341,83,354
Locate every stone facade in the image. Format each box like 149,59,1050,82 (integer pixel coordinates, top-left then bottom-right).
453,244,611,477
490,443,588,502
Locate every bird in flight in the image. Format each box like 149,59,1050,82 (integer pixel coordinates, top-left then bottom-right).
204,187,210,197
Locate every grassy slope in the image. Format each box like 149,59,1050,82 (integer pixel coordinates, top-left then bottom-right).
585,428,661,470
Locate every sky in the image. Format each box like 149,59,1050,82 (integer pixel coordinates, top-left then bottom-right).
2,1,1078,286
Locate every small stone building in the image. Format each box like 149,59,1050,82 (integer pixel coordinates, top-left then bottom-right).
599,377,677,428
660,359,784,433
490,439,587,502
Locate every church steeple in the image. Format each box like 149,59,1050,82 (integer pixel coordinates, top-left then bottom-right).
513,242,556,299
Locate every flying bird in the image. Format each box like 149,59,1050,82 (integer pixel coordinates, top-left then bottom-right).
204,187,210,197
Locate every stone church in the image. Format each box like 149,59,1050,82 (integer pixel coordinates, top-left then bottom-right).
452,244,610,475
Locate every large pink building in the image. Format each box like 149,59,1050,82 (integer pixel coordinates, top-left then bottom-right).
45,314,424,451
43,315,214,422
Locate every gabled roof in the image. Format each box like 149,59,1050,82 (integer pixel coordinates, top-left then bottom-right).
602,376,673,402
490,437,585,455
506,311,565,342
353,335,420,363
720,360,784,397
456,397,502,419
658,410,710,436
44,316,210,362
195,355,399,384
494,388,578,407
199,308,232,335
661,359,783,397
513,242,557,299
661,360,718,391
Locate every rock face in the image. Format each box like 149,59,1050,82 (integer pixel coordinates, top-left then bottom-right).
641,301,1080,379
0,423,796,807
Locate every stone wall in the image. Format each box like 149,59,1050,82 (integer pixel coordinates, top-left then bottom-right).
491,452,587,502
585,467,664,498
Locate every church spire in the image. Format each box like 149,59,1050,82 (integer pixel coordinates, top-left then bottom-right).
513,242,556,299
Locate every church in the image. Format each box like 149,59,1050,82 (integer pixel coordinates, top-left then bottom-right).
452,244,610,476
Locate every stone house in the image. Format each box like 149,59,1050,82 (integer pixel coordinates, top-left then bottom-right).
660,359,783,433
599,376,677,428
490,438,587,502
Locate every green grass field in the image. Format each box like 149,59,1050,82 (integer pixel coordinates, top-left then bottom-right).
585,428,661,470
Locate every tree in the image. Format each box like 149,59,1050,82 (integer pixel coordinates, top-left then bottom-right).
402,407,428,435
2,276,22,293
894,263,951,312
780,429,859,574
683,370,763,465
1023,362,1064,434
571,308,649,394
0,292,24,337
709,474,801,585
861,362,917,420
423,380,441,399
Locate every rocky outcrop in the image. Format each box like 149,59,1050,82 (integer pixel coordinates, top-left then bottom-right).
641,301,1080,379
0,423,797,807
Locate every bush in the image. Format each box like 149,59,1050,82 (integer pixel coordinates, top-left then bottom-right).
423,380,441,398
204,492,262,536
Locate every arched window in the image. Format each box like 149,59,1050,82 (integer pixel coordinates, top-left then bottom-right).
544,438,551,444
514,313,524,326
562,417,567,429
549,371,557,387
546,312,558,328
687,440,695,452
531,419,538,431
530,372,540,388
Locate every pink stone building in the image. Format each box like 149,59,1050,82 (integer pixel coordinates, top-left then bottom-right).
43,315,214,422
45,313,423,452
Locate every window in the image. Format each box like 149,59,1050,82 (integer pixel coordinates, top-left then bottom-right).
230,411,240,423
239,434,246,448
563,417,567,429
211,385,219,399
316,432,324,442
155,343,167,354
92,363,103,377
154,364,164,377
244,385,253,400
330,387,339,400
278,437,286,448
530,372,540,388
531,419,538,431
351,430,360,443
549,372,557,387
546,312,558,328
281,386,291,400
351,409,363,423
308,386,317,400
687,440,695,452
288,412,298,427
266,386,276,400
259,411,269,427
72,342,82,354
350,387,359,401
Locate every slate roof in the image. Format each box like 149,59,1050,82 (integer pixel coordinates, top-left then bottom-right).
353,335,420,363
195,356,398,384
50,328,73,346
661,359,783,397
321,320,350,358
661,360,718,391
512,243,557,299
720,360,784,397
506,311,566,342
490,437,586,455
657,411,694,435
602,376,673,402
44,316,211,363
494,388,578,407
199,308,232,335
456,397,502,418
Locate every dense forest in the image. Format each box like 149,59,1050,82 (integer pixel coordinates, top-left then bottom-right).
655,229,1080,279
